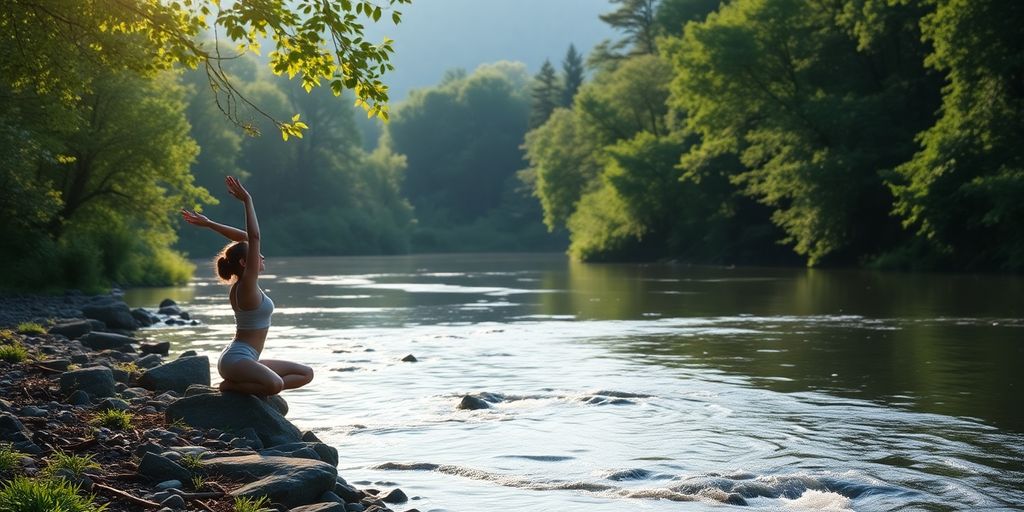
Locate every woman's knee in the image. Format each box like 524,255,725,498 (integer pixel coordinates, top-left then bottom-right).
266,376,285,395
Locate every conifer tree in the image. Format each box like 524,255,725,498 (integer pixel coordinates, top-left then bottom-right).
530,59,561,129
561,44,585,107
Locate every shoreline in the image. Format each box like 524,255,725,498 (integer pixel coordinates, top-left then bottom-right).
0,291,418,512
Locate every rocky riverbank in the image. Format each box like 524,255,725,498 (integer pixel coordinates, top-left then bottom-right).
0,292,417,512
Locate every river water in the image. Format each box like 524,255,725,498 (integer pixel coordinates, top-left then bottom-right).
125,253,1024,511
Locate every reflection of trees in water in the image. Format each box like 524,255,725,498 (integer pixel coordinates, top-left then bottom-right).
542,261,1024,431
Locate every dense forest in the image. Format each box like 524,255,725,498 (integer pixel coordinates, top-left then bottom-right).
2,0,1022,292
521,0,1023,271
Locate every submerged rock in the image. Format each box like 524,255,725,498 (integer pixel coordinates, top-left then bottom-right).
456,395,491,410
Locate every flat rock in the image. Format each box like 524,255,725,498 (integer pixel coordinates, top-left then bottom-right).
60,367,116,398
80,331,136,351
48,320,95,339
137,356,210,394
291,503,346,512
165,392,301,448
201,454,337,509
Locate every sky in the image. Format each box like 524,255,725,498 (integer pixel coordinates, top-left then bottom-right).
361,0,618,101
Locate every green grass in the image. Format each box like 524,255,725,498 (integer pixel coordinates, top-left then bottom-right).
113,362,140,375
91,409,132,430
0,476,107,512
233,495,273,512
43,451,99,479
0,343,29,363
16,322,46,335
179,453,204,471
189,475,206,490
0,444,23,473
0,329,16,344
167,418,190,430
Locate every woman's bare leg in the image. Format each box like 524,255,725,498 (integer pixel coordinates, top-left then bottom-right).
259,359,314,390
218,358,284,395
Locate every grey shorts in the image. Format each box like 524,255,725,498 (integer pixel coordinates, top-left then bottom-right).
217,341,260,376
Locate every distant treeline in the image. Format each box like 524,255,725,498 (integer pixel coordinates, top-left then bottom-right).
521,0,1023,271
2,0,1021,292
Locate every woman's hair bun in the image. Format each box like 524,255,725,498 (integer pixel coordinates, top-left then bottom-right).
216,256,233,281
214,241,248,283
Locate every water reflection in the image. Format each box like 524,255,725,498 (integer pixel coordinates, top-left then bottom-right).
126,254,1024,432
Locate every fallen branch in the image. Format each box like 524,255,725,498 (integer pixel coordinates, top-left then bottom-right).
94,482,161,508
171,490,225,499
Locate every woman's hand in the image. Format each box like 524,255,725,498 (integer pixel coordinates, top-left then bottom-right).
180,208,210,227
225,176,252,203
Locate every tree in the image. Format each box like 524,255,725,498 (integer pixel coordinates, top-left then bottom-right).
523,108,608,231
890,0,1024,270
179,64,413,257
561,44,585,107
655,0,722,35
590,0,660,68
0,65,212,289
530,60,562,128
0,0,410,139
384,62,555,251
668,0,940,265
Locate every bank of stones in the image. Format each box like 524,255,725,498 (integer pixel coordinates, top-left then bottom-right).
0,294,417,512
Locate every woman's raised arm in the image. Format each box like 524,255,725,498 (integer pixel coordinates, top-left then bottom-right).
225,176,263,309
180,209,247,242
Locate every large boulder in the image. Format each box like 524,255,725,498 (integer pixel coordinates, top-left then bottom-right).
60,367,116,398
81,301,139,330
137,356,210,394
201,454,337,509
80,332,136,352
165,392,301,447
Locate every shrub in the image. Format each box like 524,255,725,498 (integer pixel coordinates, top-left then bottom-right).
0,344,29,363
0,476,107,512
16,322,46,335
43,452,99,479
91,410,132,430
233,495,272,512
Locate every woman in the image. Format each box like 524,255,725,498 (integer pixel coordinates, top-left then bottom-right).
181,176,313,396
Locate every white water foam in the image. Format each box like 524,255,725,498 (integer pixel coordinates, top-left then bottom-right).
782,489,854,511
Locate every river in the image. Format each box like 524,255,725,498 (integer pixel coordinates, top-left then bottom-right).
125,253,1024,511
